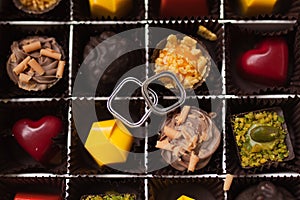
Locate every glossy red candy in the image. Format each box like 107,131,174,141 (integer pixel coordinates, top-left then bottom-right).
14,193,62,200
160,0,209,18
12,115,63,163
238,38,289,86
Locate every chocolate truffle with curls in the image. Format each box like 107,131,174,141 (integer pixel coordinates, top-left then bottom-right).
156,106,221,172
7,36,65,91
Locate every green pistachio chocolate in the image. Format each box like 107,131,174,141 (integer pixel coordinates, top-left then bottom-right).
249,125,279,143
232,110,289,168
80,193,136,200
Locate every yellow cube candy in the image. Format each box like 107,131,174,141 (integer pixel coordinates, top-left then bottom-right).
240,0,277,16
84,119,133,166
177,195,195,200
89,0,133,18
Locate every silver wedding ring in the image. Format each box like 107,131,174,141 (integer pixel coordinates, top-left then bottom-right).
107,71,186,128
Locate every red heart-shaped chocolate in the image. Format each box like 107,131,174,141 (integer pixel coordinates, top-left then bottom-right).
238,38,289,86
12,115,63,163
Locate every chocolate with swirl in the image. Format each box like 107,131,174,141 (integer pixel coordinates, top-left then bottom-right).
7,36,65,91
82,31,134,95
235,181,295,200
156,106,221,172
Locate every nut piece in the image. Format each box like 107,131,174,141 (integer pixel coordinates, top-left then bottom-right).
197,25,217,41
19,0,58,12
223,174,234,191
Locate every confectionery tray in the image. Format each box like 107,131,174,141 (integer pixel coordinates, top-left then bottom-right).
0,0,299,199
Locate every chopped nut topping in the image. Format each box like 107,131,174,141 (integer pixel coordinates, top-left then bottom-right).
155,34,209,89
19,0,58,11
197,25,218,41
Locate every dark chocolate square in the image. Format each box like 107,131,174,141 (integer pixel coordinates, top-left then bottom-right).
230,107,295,169
226,98,300,174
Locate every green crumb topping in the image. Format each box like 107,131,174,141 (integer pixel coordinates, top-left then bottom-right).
80,193,136,200
232,110,289,168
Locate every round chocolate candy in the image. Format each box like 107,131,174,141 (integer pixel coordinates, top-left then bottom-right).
6,36,66,91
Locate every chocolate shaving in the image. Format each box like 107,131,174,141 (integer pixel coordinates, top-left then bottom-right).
164,126,180,139
176,105,191,125
188,151,200,172
156,139,174,151
19,73,32,83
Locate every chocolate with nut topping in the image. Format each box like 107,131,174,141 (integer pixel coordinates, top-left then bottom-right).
80,193,136,200
156,106,221,172
13,0,61,14
7,36,65,91
154,34,211,89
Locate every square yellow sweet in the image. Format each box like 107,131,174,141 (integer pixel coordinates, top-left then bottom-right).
89,0,133,18
240,0,277,16
85,119,133,166
177,195,195,200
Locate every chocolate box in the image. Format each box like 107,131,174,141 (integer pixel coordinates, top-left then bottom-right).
0,0,299,199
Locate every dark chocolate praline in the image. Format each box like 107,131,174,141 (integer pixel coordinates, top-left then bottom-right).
82,31,135,95
235,181,295,200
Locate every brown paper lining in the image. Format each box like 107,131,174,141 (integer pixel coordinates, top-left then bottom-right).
0,100,68,174
0,24,69,98
148,20,223,95
224,0,300,19
148,0,220,20
149,178,224,200
69,99,146,175
225,23,300,95
227,176,300,199
67,177,144,200
226,98,300,175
